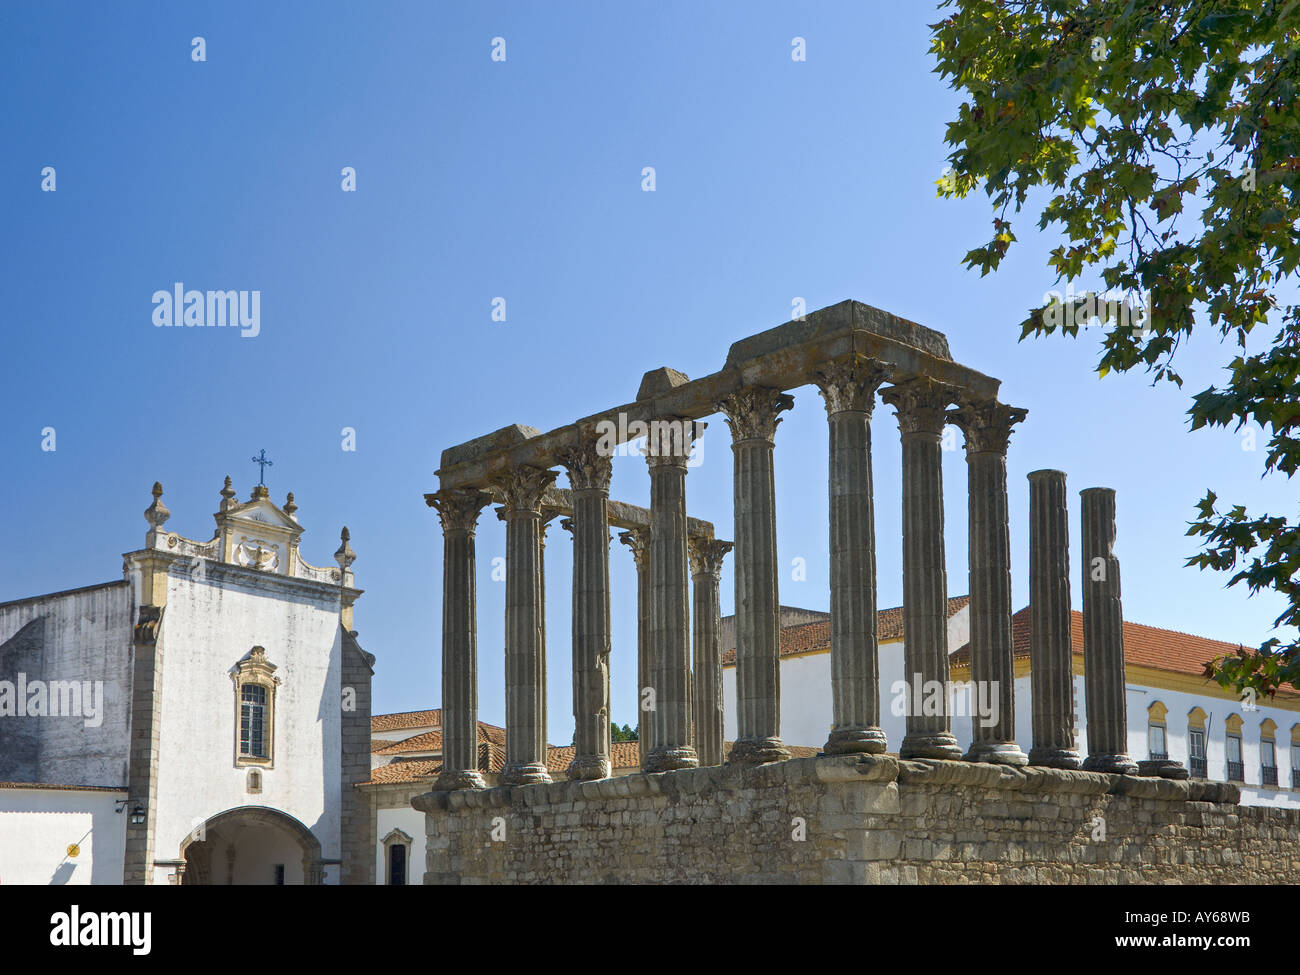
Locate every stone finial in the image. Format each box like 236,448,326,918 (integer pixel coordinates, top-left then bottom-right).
144,482,170,529
334,527,356,570
220,475,237,511
284,492,298,517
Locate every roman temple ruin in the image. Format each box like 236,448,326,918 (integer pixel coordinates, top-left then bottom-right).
413,300,1300,884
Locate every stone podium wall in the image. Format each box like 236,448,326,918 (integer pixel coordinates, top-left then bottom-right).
416,755,1300,884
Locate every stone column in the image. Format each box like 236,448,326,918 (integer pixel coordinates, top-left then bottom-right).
949,398,1028,766
558,439,614,781
494,465,558,786
718,387,794,767
815,355,892,755
689,537,732,767
1080,487,1139,775
1026,470,1083,769
881,378,963,760
428,488,492,791
619,528,652,765
644,418,702,772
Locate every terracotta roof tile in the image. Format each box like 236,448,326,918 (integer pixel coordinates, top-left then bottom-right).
361,758,443,785
721,596,970,666
371,710,442,733
373,721,507,755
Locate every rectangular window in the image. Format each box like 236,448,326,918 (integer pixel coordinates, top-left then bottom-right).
1227,734,1244,782
1188,729,1207,778
1148,724,1166,759
1262,740,1276,768
274,864,285,886
241,684,267,758
389,844,407,886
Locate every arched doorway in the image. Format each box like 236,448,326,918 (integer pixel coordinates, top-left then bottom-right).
179,806,323,885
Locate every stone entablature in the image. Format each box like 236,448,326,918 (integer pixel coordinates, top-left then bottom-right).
416,755,1300,885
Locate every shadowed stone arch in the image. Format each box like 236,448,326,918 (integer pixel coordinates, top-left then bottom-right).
179,805,323,885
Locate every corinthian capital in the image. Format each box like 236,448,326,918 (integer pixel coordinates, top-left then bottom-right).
881,378,960,437
618,528,649,570
643,417,703,469
425,488,493,534
946,398,1028,455
491,465,558,515
814,356,893,417
557,437,613,493
716,387,795,443
688,537,734,580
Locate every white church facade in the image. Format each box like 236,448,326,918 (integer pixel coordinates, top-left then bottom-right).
0,479,374,885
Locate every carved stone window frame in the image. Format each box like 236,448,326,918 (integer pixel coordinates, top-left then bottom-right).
232,645,281,769
382,828,412,886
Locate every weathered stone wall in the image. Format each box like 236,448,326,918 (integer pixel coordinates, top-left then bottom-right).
415,755,1300,884
340,631,375,885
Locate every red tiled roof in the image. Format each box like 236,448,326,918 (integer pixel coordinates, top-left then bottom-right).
363,758,443,785
951,606,1298,693
721,596,970,666
373,721,507,755
371,710,442,733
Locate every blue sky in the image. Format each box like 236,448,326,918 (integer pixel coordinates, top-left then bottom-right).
2,1,1293,741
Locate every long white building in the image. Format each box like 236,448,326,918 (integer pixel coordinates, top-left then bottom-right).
723,599,1300,809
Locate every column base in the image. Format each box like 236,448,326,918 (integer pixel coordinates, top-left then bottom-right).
964,741,1028,766
500,762,553,786
899,732,963,761
1082,753,1139,775
432,769,487,791
823,727,888,755
1137,759,1190,780
728,737,790,767
644,745,699,773
1027,746,1084,770
566,755,612,781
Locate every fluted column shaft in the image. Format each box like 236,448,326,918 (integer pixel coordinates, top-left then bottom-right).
950,399,1028,765
429,488,491,790
883,379,962,760
619,528,652,764
644,420,700,772
559,440,614,781
817,356,892,755
1027,470,1082,768
495,465,558,786
1081,487,1138,774
719,388,793,767
690,538,732,767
